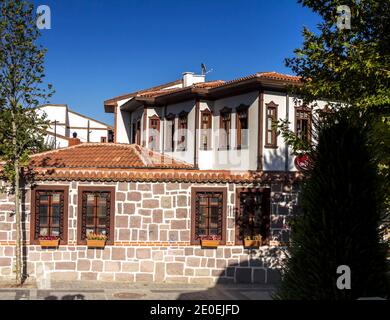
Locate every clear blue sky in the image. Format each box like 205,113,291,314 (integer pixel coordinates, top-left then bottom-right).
32,0,321,125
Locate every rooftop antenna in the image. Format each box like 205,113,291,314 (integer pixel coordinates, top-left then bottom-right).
201,63,213,75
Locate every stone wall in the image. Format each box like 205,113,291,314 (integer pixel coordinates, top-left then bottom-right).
0,180,299,284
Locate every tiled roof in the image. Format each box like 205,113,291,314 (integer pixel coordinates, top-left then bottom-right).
104,79,182,106
15,142,304,184
105,72,301,105
29,143,193,169
212,72,301,88
31,167,302,184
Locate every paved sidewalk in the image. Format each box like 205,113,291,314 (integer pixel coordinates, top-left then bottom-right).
0,281,276,300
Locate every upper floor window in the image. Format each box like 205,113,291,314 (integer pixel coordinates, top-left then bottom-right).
77,187,115,245
200,110,212,150
31,186,69,245
219,107,232,150
108,130,114,143
295,107,312,142
177,111,188,151
165,113,175,152
149,115,160,150
191,187,227,245
265,101,278,147
131,119,141,145
236,104,249,149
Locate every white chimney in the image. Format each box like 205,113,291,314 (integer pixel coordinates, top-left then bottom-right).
182,72,205,87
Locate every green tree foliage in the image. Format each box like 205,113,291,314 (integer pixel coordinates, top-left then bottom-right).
276,0,390,298
0,0,53,285
286,0,389,112
276,110,389,299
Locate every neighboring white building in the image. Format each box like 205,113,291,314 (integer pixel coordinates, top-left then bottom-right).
104,71,328,172
37,104,114,148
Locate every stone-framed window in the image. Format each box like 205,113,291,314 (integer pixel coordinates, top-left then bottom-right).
190,187,227,245
265,101,278,148
30,185,69,245
235,188,270,244
77,186,115,245
236,104,249,149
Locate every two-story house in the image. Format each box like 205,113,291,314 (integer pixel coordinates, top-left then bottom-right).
37,104,114,148
0,71,327,285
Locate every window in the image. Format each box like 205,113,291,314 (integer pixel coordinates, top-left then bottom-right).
135,119,141,145
165,113,175,152
30,186,69,245
108,130,114,143
236,104,249,149
101,137,107,143
77,187,115,245
219,107,231,150
235,188,270,244
191,188,227,245
265,101,278,147
295,107,312,142
200,110,212,150
177,111,188,151
149,115,160,150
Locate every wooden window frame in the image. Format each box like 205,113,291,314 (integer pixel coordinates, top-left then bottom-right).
77,186,115,245
219,107,232,150
234,188,271,245
200,110,212,151
30,185,69,245
148,115,161,151
295,106,312,143
236,104,249,150
165,113,176,152
136,119,141,145
265,101,278,148
190,187,227,245
177,111,188,151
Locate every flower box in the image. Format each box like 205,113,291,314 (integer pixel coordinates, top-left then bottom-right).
39,239,60,248
87,239,106,248
243,239,261,248
200,239,220,248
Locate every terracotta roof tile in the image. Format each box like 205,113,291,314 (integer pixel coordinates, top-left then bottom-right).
105,72,301,104
30,167,302,184
29,143,193,169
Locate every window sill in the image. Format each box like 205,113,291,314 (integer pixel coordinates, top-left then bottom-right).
264,144,278,149
217,147,230,151
234,146,249,150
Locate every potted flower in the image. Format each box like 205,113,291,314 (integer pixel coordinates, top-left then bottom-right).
39,235,60,248
86,233,107,248
200,235,220,248
243,234,262,248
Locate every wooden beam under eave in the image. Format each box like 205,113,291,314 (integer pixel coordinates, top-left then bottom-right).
194,100,200,169
257,90,264,171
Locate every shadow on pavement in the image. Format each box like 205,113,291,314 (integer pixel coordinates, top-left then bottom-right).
177,261,279,300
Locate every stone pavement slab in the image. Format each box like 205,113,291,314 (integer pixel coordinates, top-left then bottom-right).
0,281,276,300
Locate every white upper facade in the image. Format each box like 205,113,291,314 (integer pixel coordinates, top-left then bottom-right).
37,104,113,149
105,71,328,172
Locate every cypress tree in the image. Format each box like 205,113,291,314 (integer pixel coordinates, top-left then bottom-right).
276,112,389,299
